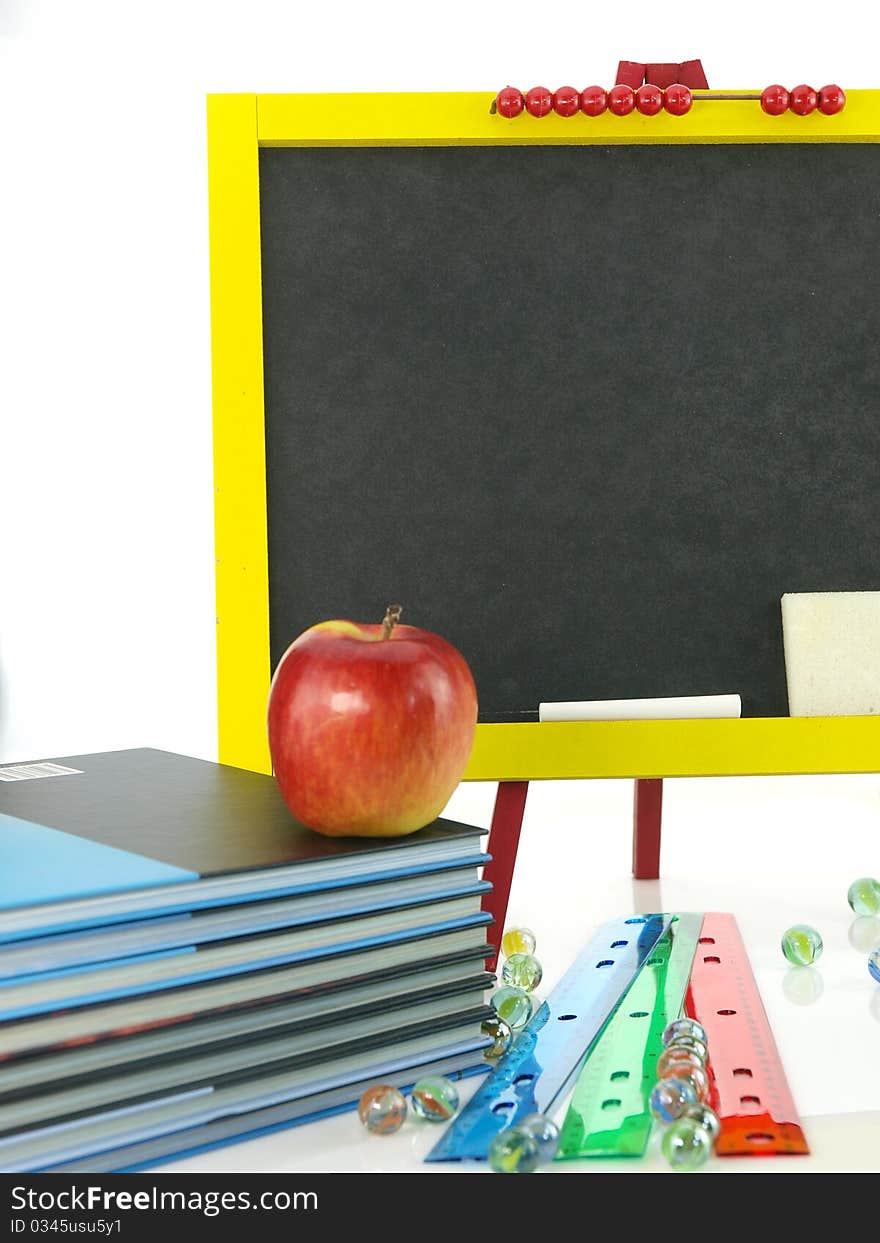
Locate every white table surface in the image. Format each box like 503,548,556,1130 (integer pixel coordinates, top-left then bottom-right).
159,772,880,1174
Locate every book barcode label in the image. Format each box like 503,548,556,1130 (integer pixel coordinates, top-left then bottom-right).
0,763,83,782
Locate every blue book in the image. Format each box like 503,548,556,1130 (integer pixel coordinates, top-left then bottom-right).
0,749,488,941
0,956,494,1094
0,923,492,1063
46,1055,491,1174
0,981,493,1141
0,868,490,980
0,895,491,1021
4,1027,494,1173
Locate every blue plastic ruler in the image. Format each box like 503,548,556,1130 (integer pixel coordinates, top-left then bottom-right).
425,913,670,1162
555,912,703,1158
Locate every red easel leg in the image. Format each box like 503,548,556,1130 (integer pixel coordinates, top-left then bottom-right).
481,781,529,972
632,778,663,879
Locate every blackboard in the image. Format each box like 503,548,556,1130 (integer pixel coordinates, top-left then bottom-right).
259,143,880,722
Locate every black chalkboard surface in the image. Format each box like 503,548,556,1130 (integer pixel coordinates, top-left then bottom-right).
259,144,880,721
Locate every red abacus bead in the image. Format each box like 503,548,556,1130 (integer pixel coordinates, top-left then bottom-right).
664,83,693,116
496,86,525,118
553,85,580,117
580,85,607,116
607,84,636,116
790,84,818,115
818,84,846,115
525,86,553,117
635,83,664,116
760,84,790,116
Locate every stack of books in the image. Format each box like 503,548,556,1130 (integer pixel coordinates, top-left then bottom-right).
0,749,495,1172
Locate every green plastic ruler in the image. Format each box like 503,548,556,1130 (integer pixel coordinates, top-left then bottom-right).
555,912,703,1159
426,914,670,1163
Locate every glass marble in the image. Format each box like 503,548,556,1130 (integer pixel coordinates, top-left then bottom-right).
501,952,543,993
781,924,824,966
493,985,533,1030
357,1084,407,1134
410,1076,459,1123
481,1015,513,1059
666,1034,708,1063
684,1103,721,1143
649,1076,698,1124
660,1061,710,1103
488,1126,541,1174
661,1116,713,1171
657,1046,704,1079
519,1113,559,1162
501,927,537,958
869,948,880,985
848,877,880,917
662,1017,707,1047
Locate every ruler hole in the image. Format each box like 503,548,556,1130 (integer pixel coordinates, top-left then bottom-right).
514,1074,535,1085
558,1013,577,1021
601,1099,622,1110
646,957,663,966
610,940,628,948
740,1095,761,1107
629,1011,649,1019
699,937,716,945
492,1102,515,1115
746,1132,775,1144
717,1009,737,1016
732,1068,753,1077
625,917,647,925
610,1071,630,1081
703,955,721,964
596,960,614,968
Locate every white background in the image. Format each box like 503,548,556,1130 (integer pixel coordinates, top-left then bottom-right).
0,0,876,765
2,1,880,1172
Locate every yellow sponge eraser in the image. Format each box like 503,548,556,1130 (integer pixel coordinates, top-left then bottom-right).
782,591,880,716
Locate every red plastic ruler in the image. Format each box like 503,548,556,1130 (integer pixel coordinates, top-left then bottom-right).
685,912,808,1155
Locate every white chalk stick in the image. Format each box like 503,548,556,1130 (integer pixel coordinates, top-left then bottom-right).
782,591,880,716
538,694,743,722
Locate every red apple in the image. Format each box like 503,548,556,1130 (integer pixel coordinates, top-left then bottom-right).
267,605,478,837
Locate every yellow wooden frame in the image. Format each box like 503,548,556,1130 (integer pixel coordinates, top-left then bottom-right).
207,90,880,780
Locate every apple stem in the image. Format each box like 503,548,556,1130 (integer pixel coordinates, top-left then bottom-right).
381,603,402,639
